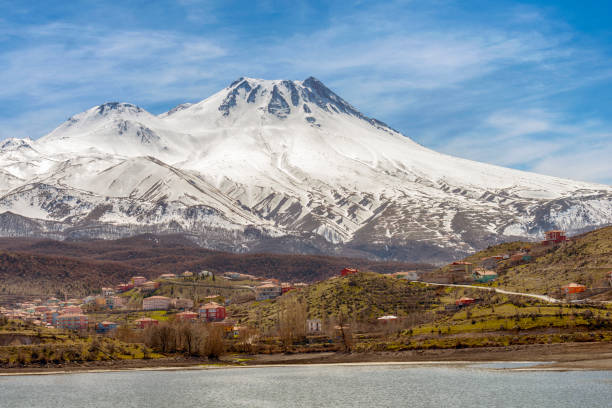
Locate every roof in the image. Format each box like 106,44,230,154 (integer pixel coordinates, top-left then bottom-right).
257,283,280,288
144,296,171,300
475,270,497,276
58,314,87,318
200,302,222,309
377,315,398,320
135,317,157,322
563,283,586,288
458,297,474,301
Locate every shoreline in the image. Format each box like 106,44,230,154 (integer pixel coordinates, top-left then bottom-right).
1,341,611,376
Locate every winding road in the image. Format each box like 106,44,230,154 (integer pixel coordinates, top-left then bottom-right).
412,281,561,303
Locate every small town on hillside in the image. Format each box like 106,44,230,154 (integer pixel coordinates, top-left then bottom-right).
2,230,611,338
2,227,612,371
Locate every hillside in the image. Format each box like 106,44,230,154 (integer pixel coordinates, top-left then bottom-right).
229,272,446,332
0,235,430,297
227,271,612,353
428,226,612,297
0,251,142,299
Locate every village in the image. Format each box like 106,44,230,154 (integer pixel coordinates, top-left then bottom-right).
0,270,313,337
1,228,612,368
2,230,612,337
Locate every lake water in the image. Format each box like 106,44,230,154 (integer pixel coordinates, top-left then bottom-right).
1,363,611,408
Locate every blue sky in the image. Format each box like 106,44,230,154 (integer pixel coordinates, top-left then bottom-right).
1,0,611,184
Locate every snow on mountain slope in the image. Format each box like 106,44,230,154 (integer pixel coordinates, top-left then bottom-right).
1,77,611,262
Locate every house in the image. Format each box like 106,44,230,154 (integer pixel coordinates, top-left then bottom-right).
224,272,242,280
176,311,198,321
562,283,586,294
205,294,222,301
281,283,296,294
135,317,159,329
141,281,160,292
307,319,323,334
131,276,148,287
96,321,118,334
472,269,498,283
455,297,476,306
341,268,358,276
480,257,499,270
94,297,107,308
116,283,134,293
57,314,88,330
255,283,282,300
172,298,194,310
34,306,50,314
83,296,96,304
182,271,193,278
377,315,398,323
60,306,82,315
142,296,171,311
230,326,245,338
199,302,226,322
390,271,418,280
159,273,177,280
542,230,567,245
199,270,213,278
42,311,59,326
450,261,474,274
106,296,126,310
101,287,115,297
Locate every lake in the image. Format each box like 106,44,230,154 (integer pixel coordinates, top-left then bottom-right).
1,363,611,408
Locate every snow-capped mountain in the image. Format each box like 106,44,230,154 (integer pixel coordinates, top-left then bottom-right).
1,77,611,262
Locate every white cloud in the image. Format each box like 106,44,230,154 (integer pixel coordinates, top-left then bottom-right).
0,2,611,185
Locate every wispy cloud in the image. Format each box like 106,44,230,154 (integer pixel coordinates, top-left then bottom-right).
0,1,611,184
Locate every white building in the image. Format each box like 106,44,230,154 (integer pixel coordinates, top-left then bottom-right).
307,319,322,334
142,296,171,311
255,283,282,301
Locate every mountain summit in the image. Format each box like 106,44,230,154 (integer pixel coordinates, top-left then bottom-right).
1,77,611,262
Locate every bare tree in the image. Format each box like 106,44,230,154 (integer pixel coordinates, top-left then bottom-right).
201,324,225,359
278,295,307,350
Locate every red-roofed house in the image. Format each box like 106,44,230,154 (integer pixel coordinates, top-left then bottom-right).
199,302,226,322
176,311,198,321
341,268,358,276
131,276,148,287
135,317,159,329
116,283,134,293
281,283,296,294
542,230,567,245
562,283,586,294
455,297,476,306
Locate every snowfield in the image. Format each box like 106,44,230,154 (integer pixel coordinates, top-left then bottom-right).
1,77,611,262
